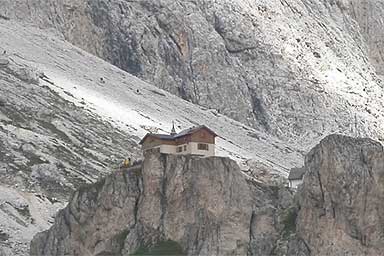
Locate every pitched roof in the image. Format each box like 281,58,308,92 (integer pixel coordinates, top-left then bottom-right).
139,125,217,145
174,125,217,138
147,134,174,140
139,133,174,144
288,167,305,180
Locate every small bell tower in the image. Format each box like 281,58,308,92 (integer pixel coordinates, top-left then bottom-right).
170,121,177,136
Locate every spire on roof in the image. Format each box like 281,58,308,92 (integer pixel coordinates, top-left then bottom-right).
170,121,177,135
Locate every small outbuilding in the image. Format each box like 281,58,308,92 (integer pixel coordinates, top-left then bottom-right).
140,124,217,157
288,167,305,189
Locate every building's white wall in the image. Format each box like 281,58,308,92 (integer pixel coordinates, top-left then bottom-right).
289,179,303,189
174,144,190,155
159,145,176,154
145,142,215,157
189,142,215,157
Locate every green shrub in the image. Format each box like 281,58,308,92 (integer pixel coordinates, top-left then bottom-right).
132,240,185,256
282,207,297,238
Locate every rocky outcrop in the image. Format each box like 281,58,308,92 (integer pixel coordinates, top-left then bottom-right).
1,0,384,145
30,152,294,256
295,134,384,255
30,135,384,255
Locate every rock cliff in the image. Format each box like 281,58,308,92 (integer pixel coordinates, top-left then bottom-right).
30,135,384,255
295,134,384,255
30,152,295,256
1,0,383,145
0,1,383,255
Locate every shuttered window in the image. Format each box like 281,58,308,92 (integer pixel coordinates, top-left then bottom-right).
198,143,209,151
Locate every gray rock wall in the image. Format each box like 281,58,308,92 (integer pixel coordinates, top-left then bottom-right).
296,134,384,255
1,0,384,144
345,0,384,75
30,153,294,256
30,135,384,255
0,34,140,256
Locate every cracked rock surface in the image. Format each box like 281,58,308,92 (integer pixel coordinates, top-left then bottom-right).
1,0,384,146
0,32,140,256
0,20,305,256
30,152,295,256
30,135,384,255
295,134,384,255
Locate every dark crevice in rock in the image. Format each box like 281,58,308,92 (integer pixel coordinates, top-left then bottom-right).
0,14,10,20
248,210,256,252
314,150,326,215
62,208,72,235
181,43,199,105
168,33,184,58
247,86,270,132
178,81,193,102
226,46,258,54
279,0,303,16
300,237,312,255
133,171,142,226
159,155,169,235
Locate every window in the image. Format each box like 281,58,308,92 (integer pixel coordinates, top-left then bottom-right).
198,143,209,151
177,146,183,153
183,145,187,151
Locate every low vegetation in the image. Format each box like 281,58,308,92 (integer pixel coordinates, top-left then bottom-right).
132,240,185,256
281,207,297,238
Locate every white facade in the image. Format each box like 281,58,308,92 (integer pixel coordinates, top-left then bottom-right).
148,142,215,157
159,144,177,154
289,179,303,189
182,142,215,157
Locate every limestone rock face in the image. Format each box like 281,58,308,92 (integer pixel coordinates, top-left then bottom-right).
296,134,384,255
0,47,140,256
1,0,384,145
30,153,294,256
345,0,384,75
30,135,384,255
0,20,305,256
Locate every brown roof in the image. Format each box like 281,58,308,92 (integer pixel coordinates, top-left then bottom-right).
139,125,217,145
174,125,217,138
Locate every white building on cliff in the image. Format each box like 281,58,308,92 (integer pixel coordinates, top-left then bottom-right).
139,125,217,157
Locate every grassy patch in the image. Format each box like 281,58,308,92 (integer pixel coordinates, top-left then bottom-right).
132,240,185,256
282,207,297,238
